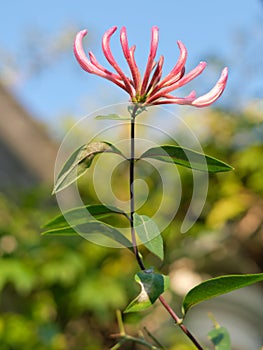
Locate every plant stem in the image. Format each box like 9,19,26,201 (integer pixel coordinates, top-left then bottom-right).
158,296,204,350
112,334,160,350
129,106,146,270
128,104,204,350
143,327,167,350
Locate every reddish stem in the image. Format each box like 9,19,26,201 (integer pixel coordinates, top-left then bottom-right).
158,296,204,350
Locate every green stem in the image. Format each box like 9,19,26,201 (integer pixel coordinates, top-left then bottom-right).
123,335,160,349
112,334,160,350
143,327,167,350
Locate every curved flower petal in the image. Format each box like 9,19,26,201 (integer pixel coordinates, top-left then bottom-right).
168,61,207,90
191,67,228,107
74,30,97,73
120,27,140,92
88,52,121,80
140,26,159,95
150,91,197,105
157,40,188,88
102,26,134,97
147,62,207,104
74,29,130,92
146,55,164,94
129,46,141,88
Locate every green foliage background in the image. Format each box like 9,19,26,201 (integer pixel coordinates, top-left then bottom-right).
0,105,263,349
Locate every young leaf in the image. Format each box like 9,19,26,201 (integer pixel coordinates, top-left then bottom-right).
133,214,164,260
43,204,128,230
41,226,78,236
53,141,125,194
124,270,169,313
208,326,231,350
140,145,233,173
182,273,263,315
42,221,133,250
95,114,132,120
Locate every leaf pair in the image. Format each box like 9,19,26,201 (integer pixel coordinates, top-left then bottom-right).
52,141,233,195
125,272,263,317
43,208,164,260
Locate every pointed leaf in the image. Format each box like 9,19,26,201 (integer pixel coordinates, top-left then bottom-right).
134,214,164,260
95,114,132,120
208,327,231,350
42,226,78,236
42,220,133,249
53,141,125,194
182,273,263,315
140,145,233,173
43,204,128,230
77,221,132,248
124,270,169,313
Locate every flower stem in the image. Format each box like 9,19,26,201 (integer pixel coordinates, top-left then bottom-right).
129,105,145,270
128,104,204,350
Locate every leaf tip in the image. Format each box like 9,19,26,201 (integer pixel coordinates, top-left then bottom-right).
51,188,56,195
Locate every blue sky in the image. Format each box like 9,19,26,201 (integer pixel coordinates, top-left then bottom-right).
1,0,263,126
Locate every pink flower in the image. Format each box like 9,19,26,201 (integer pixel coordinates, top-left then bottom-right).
74,26,228,107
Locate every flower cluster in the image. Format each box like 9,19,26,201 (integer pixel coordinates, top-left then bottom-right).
74,26,228,107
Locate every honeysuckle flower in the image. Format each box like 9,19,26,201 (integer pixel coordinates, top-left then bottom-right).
74,26,228,107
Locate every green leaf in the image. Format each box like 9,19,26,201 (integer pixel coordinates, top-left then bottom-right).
42,226,78,236
140,145,233,173
42,221,133,250
0,260,36,294
134,214,164,260
95,114,132,120
208,327,231,350
182,273,263,315
77,221,132,248
53,141,125,194
42,204,128,230
124,270,169,313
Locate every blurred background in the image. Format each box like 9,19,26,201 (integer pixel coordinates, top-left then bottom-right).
0,0,263,349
